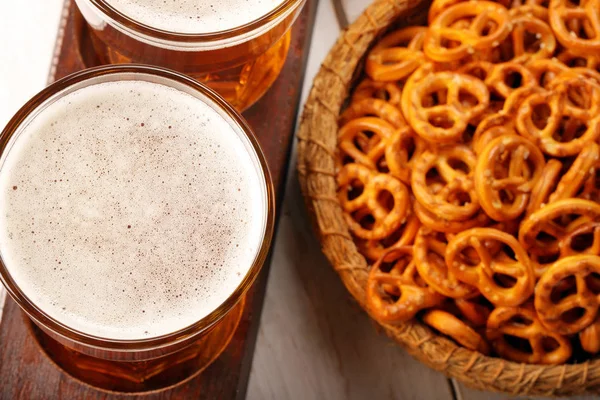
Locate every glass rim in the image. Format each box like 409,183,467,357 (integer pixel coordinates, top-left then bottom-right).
0,64,276,350
86,0,303,42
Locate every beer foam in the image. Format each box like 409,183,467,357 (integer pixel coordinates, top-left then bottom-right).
0,79,266,340
103,0,286,33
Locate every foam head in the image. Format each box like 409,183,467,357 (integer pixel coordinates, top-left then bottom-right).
0,75,267,340
102,0,287,34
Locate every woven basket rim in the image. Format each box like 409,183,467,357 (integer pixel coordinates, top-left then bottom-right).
295,0,600,396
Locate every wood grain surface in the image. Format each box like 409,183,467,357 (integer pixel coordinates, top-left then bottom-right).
0,0,317,399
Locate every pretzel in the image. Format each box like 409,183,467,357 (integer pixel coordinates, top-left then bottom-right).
367,246,444,324
337,163,411,240
339,98,406,128
508,4,549,21
525,159,562,217
535,254,600,335
385,127,426,185
366,27,427,82
352,79,403,106
358,213,421,261
487,306,572,364
414,201,489,233
338,117,395,170
580,316,600,354
455,297,492,327
424,2,511,62
526,58,569,88
412,146,480,221
549,0,600,53
414,228,478,298
486,62,538,99
422,309,490,354
558,48,600,73
402,69,489,143
549,143,600,203
519,199,600,257
502,15,556,63
516,78,600,157
475,135,545,221
446,228,535,306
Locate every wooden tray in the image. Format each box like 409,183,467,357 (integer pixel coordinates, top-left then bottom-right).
0,0,317,398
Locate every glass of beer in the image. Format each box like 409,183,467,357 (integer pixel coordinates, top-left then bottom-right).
0,64,275,392
73,0,306,111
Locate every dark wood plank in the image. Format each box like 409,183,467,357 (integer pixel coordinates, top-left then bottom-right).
0,0,318,399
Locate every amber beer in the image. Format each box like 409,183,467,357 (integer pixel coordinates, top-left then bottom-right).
74,0,306,110
0,65,275,392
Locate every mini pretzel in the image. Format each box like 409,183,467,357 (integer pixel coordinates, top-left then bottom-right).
422,309,490,354
358,213,421,261
337,163,411,240
559,221,600,258
525,159,562,217
508,4,549,21
487,306,572,364
338,117,395,170
526,58,569,88
580,316,600,354
549,142,600,203
367,246,444,324
352,78,403,106
516,79,600,157
519,199,600,257
475,135,545,221
502,15,556,63
414,228,478,298
535,254,600,335
424,2,511,62
455,297,492,327
402,70,489,143
549,0,600,53
485,62,537,99
385,127,426,185
366,27,427,82
339,98,406,128
446,228,535,306
412,146,480,221
414,201,489,233
558,48,600,74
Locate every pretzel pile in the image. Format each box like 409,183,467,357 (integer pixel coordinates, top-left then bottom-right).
336,0,600,365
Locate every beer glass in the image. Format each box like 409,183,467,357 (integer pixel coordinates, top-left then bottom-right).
74,0,306,111
0,64,275,392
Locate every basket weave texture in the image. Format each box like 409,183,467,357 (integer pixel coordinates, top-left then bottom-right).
296,0,600,395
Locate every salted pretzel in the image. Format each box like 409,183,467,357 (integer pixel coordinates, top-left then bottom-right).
422,309,490,353
413,201,489,233
446,228,535,306
367,246,444,324
516,78,600,157
424,2,511,62
487,306,572,364
549,143,600,203
412,146,480,221
549,0,600,53
519,199,600,256
580,316,600,354
414,228,478,298
384,128,426,185
526,58,569,88
366,27,427,82
475,135,545,221
535,255,600,335
525,159,562,217
501,15,556,63
402,68,489,143
352,79,403,106
358,213,421,261
558,49,600,74
471,113,514,154
339,98,405,128
455,297,492,327
337,117,395,170
337,163,411,240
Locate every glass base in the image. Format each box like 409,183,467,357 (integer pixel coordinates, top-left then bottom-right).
28,298,245,394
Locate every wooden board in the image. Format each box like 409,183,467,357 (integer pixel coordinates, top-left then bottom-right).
0,0,318,399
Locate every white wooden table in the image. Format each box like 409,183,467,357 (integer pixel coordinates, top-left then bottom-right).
0,1,598,399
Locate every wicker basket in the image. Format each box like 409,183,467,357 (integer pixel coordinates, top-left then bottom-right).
296,0,600,396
